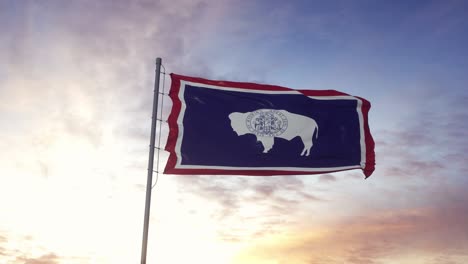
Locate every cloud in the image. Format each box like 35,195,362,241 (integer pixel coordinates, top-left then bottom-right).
0,233,65,264
236,187,468,263
1,0,236,124
375,86,468,182
174,175,324,242
319,174,337,183
175,175,322,216
16,253,60,264
0,235,6,257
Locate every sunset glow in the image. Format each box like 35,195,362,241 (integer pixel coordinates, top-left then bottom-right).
1,0,468,263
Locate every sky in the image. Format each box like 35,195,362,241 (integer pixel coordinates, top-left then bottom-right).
1,0,468,263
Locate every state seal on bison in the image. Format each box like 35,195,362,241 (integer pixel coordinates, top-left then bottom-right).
228,109,319,156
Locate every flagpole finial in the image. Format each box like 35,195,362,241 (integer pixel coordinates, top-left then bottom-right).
156,57,162,65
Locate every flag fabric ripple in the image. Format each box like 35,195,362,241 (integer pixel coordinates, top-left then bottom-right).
164,74,375,178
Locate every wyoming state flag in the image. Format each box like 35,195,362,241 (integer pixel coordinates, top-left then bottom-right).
164,74,375,178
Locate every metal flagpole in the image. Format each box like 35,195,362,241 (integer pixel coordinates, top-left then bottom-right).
141,57,162,264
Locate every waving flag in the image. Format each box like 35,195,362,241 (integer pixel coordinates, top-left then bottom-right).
164,74,375,178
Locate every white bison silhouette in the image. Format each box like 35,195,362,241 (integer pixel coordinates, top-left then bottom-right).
229,109,319,156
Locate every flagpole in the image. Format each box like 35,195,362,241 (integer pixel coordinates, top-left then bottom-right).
141,57,162,264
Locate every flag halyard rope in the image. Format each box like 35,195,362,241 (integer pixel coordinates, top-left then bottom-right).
152,63,167,189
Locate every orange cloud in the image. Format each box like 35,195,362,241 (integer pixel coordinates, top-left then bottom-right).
234,199,468,264
16,253,59,264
